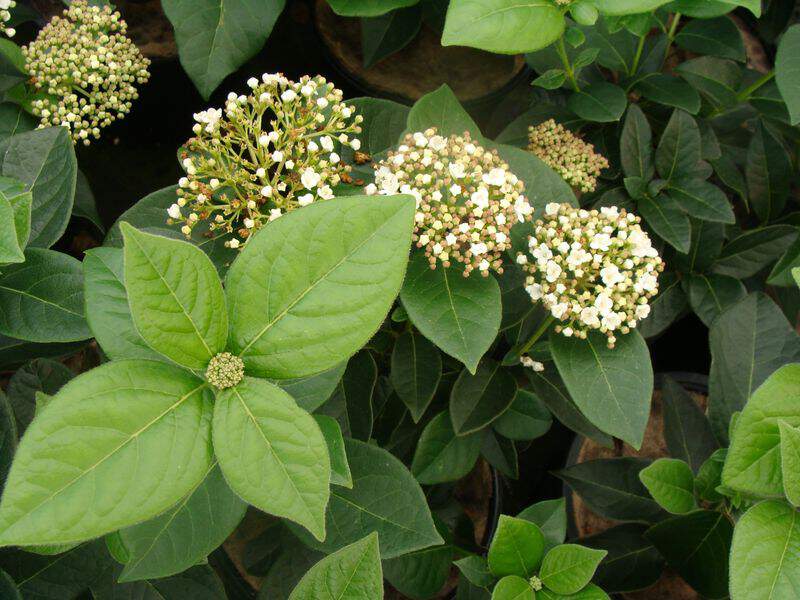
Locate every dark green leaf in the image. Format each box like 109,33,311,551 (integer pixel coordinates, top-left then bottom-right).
581,524,664,594
661,376,717,473
655,109,701,181
361,6,421,68
713,226,797,278
746,120,792,222
493,389,552,441
391,330,442,422
5,358,72,434
638,194,691,252
412,411,481,484
776,24,800,125
620,104,653,180
676,56,742,108
450,359,517,435
675,16,745,61
667,178,734,224
567,82,627,122
684,272,747,327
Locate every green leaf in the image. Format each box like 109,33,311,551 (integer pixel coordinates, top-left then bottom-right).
82,247,163,362
328,0,419,16
321,350,377,441
746,120,792,223
540,544,607,595
550,330,653,449
517,499,566,551
161,0,286,99
0,361,214,546
442,0,564,54
391,330,442,422
557,457,665,522
0,41,26,94
314,415,352,488
481,429,518,478
121,223,227,370
361,7,421,69
655,109,701,182
645,510,732,599
455,555,494,588
620,104,653,181
675,16,745,61
674,218,726,272
401,254,501,373
487,515,545,578
288,532,382,600
0,104,35,144
0,569,19,600
212,377,330,541
593,0,671,15
567,82,627,122
714,226,797,279
412,411,481,484
0,390,16,486
722,364,800,498
636,74,701,114
684,273,746,327
711,154,747,207
676,56,742,109
493,389,552,441
0,177,30,265
405,84,481,138
72,170,104,233
5,358,72,434
383,522,454,598
768,235,800,287
491,576,533,600
639,458,697,514
695,449,726,502
347,97,409,156
274,361,346,413
450,359,517,435
730,500,800,600
638,194,691,253
226,194,414,379
708,293,800,444
580,524,664,594
776,24,800,125
661,376,717,473
0,248,90,343
118,465,246,581
93,564,226,599
537,584,610,599
667,178,734,224
780,421,800,507
638,272,687,339
290,438,443,558
0,127,76,249
533,69,567,90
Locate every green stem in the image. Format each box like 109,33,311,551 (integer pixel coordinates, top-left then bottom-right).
556,36,580,92
736,70,775,102
663,12,682,61
518,315,556,356
630,32,647,76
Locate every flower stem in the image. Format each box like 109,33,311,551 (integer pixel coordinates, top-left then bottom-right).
630,32,647,76
556,36,580,92
736,70,775,102
518,315,556,356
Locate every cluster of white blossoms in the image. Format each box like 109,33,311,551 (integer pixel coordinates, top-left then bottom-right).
23,0,150,145
168,73,362,249
0,0,15,38
518,203,664,348
366,129,533,277
528,119,609,193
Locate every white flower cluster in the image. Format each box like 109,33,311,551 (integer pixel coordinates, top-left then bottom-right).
23,0,150,145
169,73,362,248
366,128,533,277
0,0,15,38
518,203,664,348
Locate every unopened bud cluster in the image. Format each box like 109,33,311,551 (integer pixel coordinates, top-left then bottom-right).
528,119,608,192
0,0,16,38
168,73,362,249
23,0,150,145
366,129,533,277
205,352,245,389
517,203,663,348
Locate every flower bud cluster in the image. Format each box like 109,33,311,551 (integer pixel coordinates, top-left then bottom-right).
517,203,664,348
205,352,245,389
528,119,608,192
0,0,16,38
23,0,150,145
366,129,533,277
168,73,362,249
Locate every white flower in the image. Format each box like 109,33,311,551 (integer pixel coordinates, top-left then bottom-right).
365,183,377,195
269,208,282,221
318,185,334,200
551,302,569,319
471,187,489,209
545,261,562,283
350,139,361,151
271,150,284,162
448,162,466,179
635,304,651,319
281,89,297,102
261,185,273,197
526,283,543,300
482,168,506,187
228,238,240,249
167,204,182,219
247,77,259,88
301,168,321,189
470,242,488,256
545,202,561,216
595,293,614,316
590,233,612,252
243,218,255,228
258,134,270,146
320,136,334,151
317,97,329,108
330,152,340,164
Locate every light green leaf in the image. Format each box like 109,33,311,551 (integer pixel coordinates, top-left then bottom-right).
539,544,607,595
122,223,227,370
401,254,501,373
776,24,800,125
161,0,286,99
730,500,800,600
0,177,30,265
493,389,552,441
655,109,701,182
455,554,494,588
491,575,533,600
567,82,627,122
487,515,545,578
411,411,481,484
391,330,442,422
0,390,16,486
517,498,566,551
593,0,671,15
327,0,419,17
212,377,330,541
314,415,352,488
290,438,443,559
780,421,800,507
550,330,653,449
639,458,697,514
442,0,565,55
83,247,163,362
226,194,414,379
0,127,76,249
0,248,90,343
288,532,382,600
537,584,610,599
118,465,246,582
405,84,481,138
0,361,214,546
